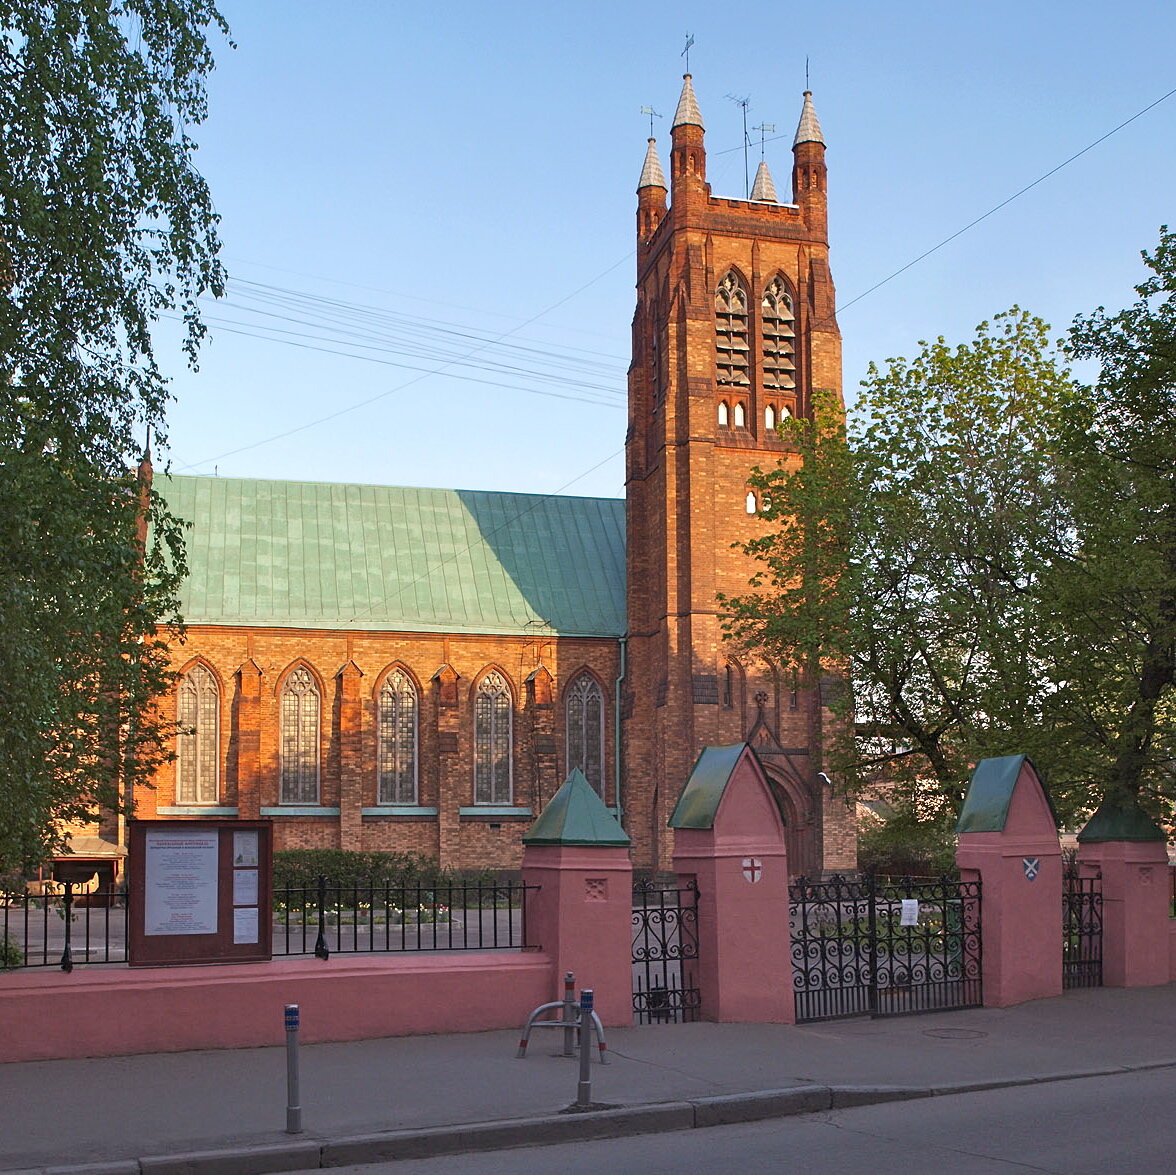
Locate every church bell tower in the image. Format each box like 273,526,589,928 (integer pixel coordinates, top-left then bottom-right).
623,75,856,874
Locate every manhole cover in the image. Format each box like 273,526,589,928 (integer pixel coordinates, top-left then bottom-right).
923,1028,987,1040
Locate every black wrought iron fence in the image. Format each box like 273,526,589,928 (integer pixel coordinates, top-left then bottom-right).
272,877,537,958
0,877,536,970
631,879,701,1024
789,873,983,1022
1,884,128,971
1062,872,1103,989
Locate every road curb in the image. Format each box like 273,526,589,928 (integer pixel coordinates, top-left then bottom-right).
21,1064,1176,1175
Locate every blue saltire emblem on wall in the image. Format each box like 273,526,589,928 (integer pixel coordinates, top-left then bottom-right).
1023,856,1040,881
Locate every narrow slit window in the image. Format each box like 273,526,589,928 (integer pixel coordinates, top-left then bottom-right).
746,491,757,514
734,401,747,428
765,405,776,430
718,400,730,427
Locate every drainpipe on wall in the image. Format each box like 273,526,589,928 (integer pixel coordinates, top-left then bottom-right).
614,636,627,829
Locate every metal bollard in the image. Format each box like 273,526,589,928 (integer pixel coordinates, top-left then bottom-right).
562,972,576,1057
284,1004,303,1134
577,989,594,1108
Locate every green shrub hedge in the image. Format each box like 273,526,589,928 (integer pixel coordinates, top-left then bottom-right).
272,850,498,891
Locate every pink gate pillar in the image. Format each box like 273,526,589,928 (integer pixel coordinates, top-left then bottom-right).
956,755,1062,1007
670,744,794,1023
1077,798,1170,988
521,769,634,1026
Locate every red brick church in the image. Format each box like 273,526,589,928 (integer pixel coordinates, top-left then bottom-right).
133,74,857,877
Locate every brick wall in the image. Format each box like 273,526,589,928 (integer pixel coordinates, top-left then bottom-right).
151,627,620,872
624,103,855,875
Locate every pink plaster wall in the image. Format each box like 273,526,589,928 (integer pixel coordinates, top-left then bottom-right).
0,953,553,1064
521,844,633,1026
955,761,1062,1008
1078,840,1170,988
673,747,794,1023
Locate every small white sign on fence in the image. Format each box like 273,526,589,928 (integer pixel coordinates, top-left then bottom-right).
900,899,920,926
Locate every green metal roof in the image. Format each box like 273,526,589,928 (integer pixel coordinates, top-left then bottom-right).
668,743,750,830
158,475,626,637
957,754,1059,833
1077,795,1166,843
523,769,631,846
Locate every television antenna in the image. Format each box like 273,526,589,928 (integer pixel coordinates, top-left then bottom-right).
725,93,752,197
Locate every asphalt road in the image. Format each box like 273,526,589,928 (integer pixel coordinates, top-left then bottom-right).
323,1067,1176,1175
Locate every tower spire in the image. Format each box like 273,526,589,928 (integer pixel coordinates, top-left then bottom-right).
670,73,706,192
637,138,667,191
637,137,667,243
793,90,825,147
672,73,704,130
791,90,827,236
750,159,777,202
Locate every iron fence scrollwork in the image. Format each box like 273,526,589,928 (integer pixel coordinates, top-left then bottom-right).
1062,871,1102,989
789,873,982,1023
631,879,701,1025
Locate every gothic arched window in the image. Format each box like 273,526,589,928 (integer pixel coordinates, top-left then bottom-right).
566,672,605,796
746,491,757,514
715,273,750,387
765,405,776,431
733,401,747,428
177,664,219,804
378,669,417,804
762,277,796,393
280,666,320,804
474,671,512,804
718,400,730,427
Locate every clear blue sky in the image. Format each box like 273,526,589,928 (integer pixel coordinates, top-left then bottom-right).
160,1,1176,500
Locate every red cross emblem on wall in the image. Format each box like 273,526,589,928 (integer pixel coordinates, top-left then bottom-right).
742,857,763,883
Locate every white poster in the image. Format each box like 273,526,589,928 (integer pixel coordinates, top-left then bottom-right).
233,830,259,867
900,899,920,927
233,867,259,907
233,907,259,945
144,830,219,936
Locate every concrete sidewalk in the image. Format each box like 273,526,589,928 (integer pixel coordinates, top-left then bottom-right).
2,984,1174,1174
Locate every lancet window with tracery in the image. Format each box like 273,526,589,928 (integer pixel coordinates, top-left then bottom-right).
474,671,512,804
177,665,219,804
378,670,418,804
761,277,796,393
715,273,750,387
566,673,604,796
280,667,320,804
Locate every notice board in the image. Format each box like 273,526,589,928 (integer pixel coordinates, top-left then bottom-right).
128,820,273,966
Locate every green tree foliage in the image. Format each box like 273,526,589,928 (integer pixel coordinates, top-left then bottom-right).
722,311,1079,814
726,234,1176,836
1048,227,1176,818
0,2,228,870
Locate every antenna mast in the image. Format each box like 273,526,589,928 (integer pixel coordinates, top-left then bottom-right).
725,94,752,198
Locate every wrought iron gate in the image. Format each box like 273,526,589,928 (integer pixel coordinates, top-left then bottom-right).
789,874,983,1023
1063,873,1102,989
631,879,701,1024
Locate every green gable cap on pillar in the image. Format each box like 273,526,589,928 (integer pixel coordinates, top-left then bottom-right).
957,754,1058,833
668,743,750,830
1077,795,1166,843
522,769,631,847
